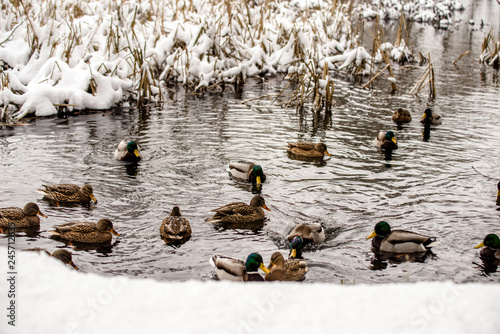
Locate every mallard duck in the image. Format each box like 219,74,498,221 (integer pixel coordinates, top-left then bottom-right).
50,219,119,244
209,253,270,282
287,142,331,159
367,221,436,253
160,206,192,245
265,251,308,281
497,181,500,197
475,234,500,261
421,108,442,125
206,195,270,226
23,248,79,269
39,183,97,204
373,131,398,150
289,236,305,259
114,140,142,162
392,108,412,123
229,161,266,185
287,222,325,245
0,202,46,228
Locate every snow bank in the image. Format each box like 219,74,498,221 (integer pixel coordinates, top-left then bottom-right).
1,249,499,334
0,0,465,118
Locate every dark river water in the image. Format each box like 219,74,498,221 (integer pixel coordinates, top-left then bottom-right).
1,0,499,283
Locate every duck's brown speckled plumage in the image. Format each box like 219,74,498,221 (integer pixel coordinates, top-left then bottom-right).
265,252,308,281
0,202,46,227
160,206,192,245
392,108,412,123
23,248,78,269
206,195,270,226
40,184,97,204
287,142,331,158
50,219,119,244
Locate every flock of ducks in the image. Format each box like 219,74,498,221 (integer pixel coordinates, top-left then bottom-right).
1,107,499,279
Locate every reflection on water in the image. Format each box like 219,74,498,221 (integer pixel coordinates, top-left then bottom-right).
0,1,499,283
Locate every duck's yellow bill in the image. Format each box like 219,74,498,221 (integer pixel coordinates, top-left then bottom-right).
474,242,485,249
263,204,271,211
324,150,331,157
290,249,297,259
134,149,140,157
111,229,120,236
90,194,98,203
497,190,500,197
256,176,261,184
38,211,48,218
367,231,377,239
259,263,270,274
391,137,397,144
70,261,79,270
422,113,427,119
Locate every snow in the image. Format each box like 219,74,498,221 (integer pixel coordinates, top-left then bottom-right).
0,0,466,119
1,248,499,333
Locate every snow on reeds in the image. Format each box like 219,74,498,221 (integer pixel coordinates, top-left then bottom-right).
0,0,464,119
480,30,499,69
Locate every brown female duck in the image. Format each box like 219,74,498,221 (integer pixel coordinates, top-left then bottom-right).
0,202,46,228
206,195,270,226
39,183,97,204
265,252,308,281
287,142,331,159
50,218,119,244
160,206,192,245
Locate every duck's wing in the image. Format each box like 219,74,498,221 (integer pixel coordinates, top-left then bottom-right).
287,142,315,150
55,222,95,234
161,217,191,235
229,161,252,173
0,207,24,220
386,230,435,245
287,224,312,242
210,255,246,277
42,184,80,195
211,202,246,215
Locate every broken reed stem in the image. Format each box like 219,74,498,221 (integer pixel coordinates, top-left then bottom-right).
362,63,389,89
453,50,471,65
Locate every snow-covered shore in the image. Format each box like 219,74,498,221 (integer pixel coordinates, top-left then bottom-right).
0,0,467,119
1,249,499,333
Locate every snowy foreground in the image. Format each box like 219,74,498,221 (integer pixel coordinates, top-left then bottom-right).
1,249,499,333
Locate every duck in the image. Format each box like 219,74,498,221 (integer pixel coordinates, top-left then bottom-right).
209,253,270,282
287,222,325,245
206,195,270,226
0,202,47,228
160,206,192,245
114,140,142,162
265,251,308,281
421,108,442,125
392,108,412,123
475,234,500,261
229,161,266,185
287,141,331,159
373,131,398,150
39,183,97,204
23,248,79,269
289,236,305,259
367,221,436,253
49,218,119,244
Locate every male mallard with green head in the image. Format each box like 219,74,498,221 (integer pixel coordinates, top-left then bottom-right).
475,234,500,261
289,236,305,259
115,140,142,162
373,131,398,150
392,108,412,123
39,183,97,204
265,251,308,282
210,253,270,282
160,206,192,245
229,161,266,185
421,108,442,125
206,195,270,226
50,218,119,244
367,221,436,253
287,222,325,245
287,142,331,159
0,202,47,228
